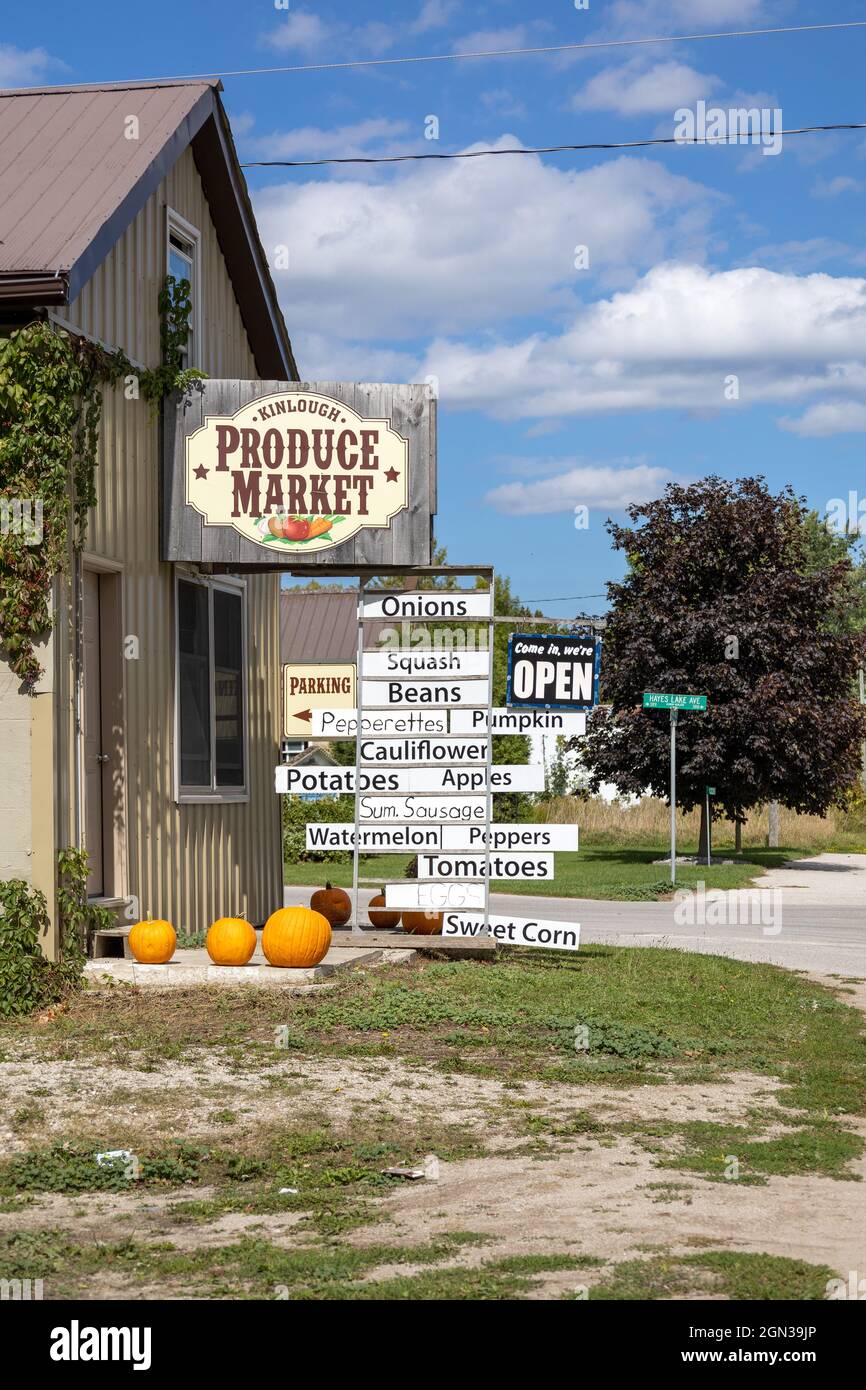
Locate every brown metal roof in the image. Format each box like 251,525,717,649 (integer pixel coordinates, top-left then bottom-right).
281,590,391,663
0,80,297,378
0,83,212,277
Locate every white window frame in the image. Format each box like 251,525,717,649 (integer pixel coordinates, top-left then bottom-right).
174,571,250,804
166,206,202,370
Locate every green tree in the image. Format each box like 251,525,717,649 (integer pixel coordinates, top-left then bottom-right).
800,510,866,634
580,476,866,854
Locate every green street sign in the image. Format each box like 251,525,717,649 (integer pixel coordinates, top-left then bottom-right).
707,786,716,796
642,692,708,712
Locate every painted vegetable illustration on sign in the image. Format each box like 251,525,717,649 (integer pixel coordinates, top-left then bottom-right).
258,515,343,545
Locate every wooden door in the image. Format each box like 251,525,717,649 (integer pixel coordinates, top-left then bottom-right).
82,570,104,895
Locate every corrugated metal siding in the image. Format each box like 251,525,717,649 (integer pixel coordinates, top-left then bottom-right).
60,145,282,931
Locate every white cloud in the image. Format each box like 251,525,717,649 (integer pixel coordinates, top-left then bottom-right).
452,26,539,56
245,117,411,161
254,149,721,340
601,0,766,35
266,11,334,55
552,0,767,68
0,43,65,87
417,263,866,421
739,238,854,273
289,331,420,384
486,461,677,515
573,59,721,116
811,176,863,199
779,401,866,437
412,0,458,33
265,10,398,57
479,88,527,120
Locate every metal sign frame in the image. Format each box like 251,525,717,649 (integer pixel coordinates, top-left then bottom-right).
351,568,496,937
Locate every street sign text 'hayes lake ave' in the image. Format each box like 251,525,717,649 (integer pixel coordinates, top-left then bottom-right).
643,692,708,712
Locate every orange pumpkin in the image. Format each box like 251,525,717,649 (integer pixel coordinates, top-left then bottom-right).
262,906,332,968
401,910,443,936
310,882,351,927
367,889,401,930
206,916,257,966
129,917,176,964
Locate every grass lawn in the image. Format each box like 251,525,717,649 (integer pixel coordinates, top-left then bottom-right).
1,947,863,1299
284,843,813,900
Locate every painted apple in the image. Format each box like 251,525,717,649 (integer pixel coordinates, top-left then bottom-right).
283,517,310,540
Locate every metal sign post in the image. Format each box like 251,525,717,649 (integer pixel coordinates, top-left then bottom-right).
705,786,716,867
670,709,678,886
642,693,709,887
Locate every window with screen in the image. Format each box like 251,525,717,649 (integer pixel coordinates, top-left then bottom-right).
167,210,200,370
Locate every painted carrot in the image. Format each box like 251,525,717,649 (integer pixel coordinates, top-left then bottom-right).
307,517,334,539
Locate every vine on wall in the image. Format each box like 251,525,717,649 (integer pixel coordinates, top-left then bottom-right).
0,276,204,685
0,848,111,1015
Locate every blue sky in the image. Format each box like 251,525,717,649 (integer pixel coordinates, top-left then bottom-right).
5,0,866,613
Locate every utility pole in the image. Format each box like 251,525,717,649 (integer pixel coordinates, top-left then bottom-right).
768,800,780,849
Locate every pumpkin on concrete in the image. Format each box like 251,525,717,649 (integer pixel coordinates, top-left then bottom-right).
310,882,351,927
367,889,401,930
129,917,176,964
263,906,331,968
400,910,443,936
206,916,257,966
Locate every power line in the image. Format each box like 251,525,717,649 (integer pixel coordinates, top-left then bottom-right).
524,595,607,603
241,122,866,168
18,18,866,91
112,19,866,85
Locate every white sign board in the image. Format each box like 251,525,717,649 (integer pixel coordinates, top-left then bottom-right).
358,795,487,823
450,708,588,735
305,823,579,853
360,737,488,765
277,765,542,795
361,591,492,620
362,680,490,707
403,765,543,793
441,824,579,852
442,913,580,951
311,709,448,737
362,649,489,678
416,853,555,881
306,823,445,852
282,662,355,738
384,882,487,911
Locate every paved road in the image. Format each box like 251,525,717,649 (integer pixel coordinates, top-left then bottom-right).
287,855,866,975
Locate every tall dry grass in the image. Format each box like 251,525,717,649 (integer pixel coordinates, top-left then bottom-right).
539,795,866,851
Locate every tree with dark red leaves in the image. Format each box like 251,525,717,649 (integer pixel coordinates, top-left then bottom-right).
579,477,866,856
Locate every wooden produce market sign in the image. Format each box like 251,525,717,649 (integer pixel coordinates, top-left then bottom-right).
162,382,436,567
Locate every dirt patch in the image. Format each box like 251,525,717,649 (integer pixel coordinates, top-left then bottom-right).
2,1051,862,1286
348,1134,866,1279
0,1051,784,1152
